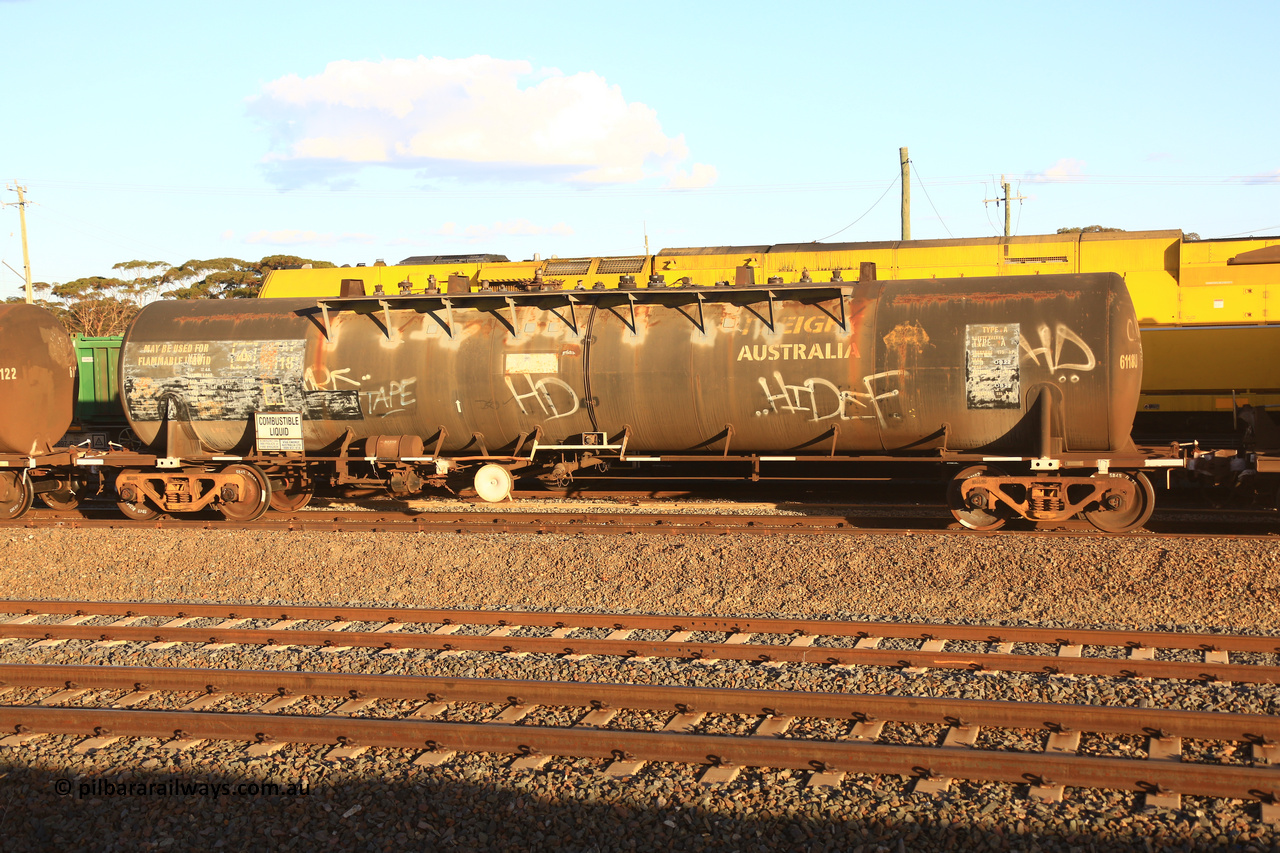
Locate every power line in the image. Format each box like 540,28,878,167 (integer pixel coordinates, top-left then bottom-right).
981,179,1001,236
31,204,177,267
1014,180,1024,236
1214,223,1280,238
813,174,900,243
909,162,953,238
10,171,1276,203
984,177,1028,238
7,176,927,201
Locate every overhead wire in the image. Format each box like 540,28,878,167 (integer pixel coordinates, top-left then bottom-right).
12,172,1276,201
1014,179,1024,236
1214,224,1280,238
981,178,1000,235
27,203,177,268
13,176,924,201
909,162,953,238
812,174,899,243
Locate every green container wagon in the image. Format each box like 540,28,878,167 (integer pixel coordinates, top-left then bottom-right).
60,335,126,449
73,335,123,424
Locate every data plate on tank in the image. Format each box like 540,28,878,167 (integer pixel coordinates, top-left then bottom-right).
255,412,303,452
965,323,1020,409
125,340,309,421
505,353,559,374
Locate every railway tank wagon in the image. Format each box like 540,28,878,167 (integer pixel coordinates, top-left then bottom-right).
0,303,79,518
109,271,1160,531
260,229,1280,448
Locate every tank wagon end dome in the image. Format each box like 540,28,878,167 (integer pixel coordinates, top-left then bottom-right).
0,303,77,455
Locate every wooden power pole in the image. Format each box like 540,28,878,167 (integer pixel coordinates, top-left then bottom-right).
899,147,911,241
1003,179,1012,237
984,176,1028,238
4,182,34,303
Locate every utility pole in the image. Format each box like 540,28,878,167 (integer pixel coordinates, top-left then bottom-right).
3,182,34,303
899,147,911,241
984,176,1028,238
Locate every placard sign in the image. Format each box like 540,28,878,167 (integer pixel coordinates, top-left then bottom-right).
255,412,304,452
965,323,1020,409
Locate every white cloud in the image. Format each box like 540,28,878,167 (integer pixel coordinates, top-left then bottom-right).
1240,169,1280,186
1030,158,1087,181
666,163,718,189
244,230,376,246
249,56,714,188
425,219,574,243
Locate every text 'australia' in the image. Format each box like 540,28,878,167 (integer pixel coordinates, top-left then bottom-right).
737,342,854,362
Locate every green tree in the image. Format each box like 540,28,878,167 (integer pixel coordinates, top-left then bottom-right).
163,255,335,299
21,254,336,333
112,259,171,302
35,259,172,335
4,289,79,328
1056,226,1125,234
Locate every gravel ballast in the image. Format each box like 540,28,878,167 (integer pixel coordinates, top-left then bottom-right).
0,526,1277,852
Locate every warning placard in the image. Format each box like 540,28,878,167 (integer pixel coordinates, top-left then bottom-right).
255,412,304,452
965,324,1020,409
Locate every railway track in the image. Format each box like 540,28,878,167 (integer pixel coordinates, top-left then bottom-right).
0,662,1276,820
3,601,1277,684
3,502,1277,537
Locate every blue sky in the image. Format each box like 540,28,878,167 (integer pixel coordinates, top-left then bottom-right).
2,0,1277,297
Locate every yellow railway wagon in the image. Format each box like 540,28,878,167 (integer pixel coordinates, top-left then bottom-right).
260,230,1280,432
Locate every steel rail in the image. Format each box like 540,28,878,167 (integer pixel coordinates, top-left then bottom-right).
3,511,869,534
2,664,1278,744
3,600,1276,652
0,665,1277,803
3,602,1277,683
0,624,1273,684
4,508,1275,538
3,707,1278,803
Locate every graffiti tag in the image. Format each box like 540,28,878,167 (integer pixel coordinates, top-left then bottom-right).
754,370,904,428
504,375,580,421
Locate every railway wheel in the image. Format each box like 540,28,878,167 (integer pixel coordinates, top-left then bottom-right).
269,485,313,513
40,484,90,511
218,463,272,522
0,472,34,520
1083,471,1155,533
117,495,160,521
947,465,1010,531
474,464,513,503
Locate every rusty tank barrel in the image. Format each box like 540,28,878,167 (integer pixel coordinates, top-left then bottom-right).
0,303,77,455
119,273,1140,457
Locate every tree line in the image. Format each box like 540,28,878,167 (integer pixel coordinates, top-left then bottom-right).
5,255,334,336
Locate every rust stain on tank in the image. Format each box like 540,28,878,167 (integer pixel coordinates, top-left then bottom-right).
888,290,1078,306
882,322,931,366
169,310,300,326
